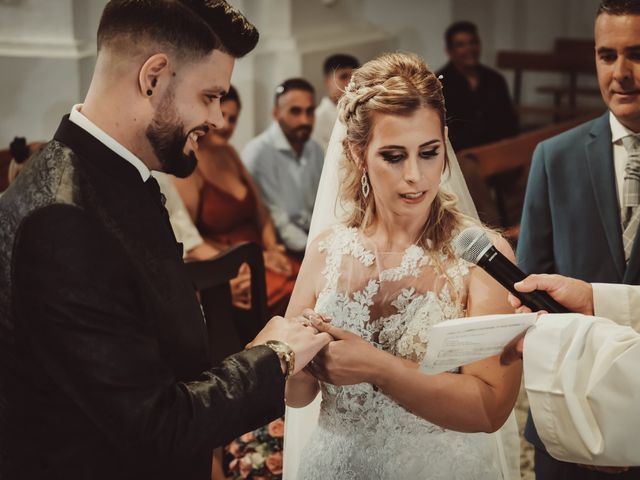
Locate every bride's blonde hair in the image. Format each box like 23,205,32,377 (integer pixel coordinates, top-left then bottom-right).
338,52,466,254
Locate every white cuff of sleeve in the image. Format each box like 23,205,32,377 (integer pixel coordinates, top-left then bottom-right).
592,283,631,327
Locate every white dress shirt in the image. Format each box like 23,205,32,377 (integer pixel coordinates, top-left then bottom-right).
69,104,150,181
312,96,338,152
524,283,640,466
242,122,324,253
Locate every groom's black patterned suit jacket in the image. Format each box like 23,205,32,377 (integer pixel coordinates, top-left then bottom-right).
0,117,285,480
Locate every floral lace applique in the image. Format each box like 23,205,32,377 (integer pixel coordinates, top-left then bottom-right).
379,244,427,281
298,227,501,480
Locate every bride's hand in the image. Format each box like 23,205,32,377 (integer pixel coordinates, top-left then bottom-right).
307,321,381,386
301,308,332,330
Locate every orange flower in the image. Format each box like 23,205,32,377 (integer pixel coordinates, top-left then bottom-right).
240,431,256,443
266,451,283,475
267,418,285,438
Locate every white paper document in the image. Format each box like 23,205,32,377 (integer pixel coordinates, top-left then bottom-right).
421,313,538,374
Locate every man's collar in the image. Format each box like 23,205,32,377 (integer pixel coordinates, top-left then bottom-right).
69,104,151,181
268,121,297,154
609,111,638,143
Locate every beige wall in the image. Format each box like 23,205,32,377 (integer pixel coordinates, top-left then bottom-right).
0,0,603,150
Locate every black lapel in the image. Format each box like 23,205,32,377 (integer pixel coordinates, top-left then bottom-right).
54,115,146,196
53,116,179,255
585,113,626,279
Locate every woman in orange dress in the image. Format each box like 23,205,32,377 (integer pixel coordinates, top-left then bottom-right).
173,86,299,317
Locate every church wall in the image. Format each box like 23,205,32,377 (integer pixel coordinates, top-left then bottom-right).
0,0,606,150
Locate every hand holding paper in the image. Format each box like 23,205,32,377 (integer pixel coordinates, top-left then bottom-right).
421,313,537,374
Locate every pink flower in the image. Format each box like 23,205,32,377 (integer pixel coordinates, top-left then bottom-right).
240,431,256,443
229,458,238,471
228,441,243,458
267,418,285,438
266,451,283,475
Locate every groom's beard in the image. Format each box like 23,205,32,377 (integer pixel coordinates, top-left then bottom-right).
146,91,199,178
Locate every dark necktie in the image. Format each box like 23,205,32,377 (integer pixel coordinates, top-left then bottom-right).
144,176,183,256
144,176,166,208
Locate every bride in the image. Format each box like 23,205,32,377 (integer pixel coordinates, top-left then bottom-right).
282,52,522,479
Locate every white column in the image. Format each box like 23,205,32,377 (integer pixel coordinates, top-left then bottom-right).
229,0,394,151
0,0,106,147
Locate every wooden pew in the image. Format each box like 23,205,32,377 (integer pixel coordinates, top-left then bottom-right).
463,112,602,178
497,37,597,121
457,111,603,236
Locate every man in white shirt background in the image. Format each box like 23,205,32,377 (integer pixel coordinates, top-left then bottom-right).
242,78,324,257
312,54,360,152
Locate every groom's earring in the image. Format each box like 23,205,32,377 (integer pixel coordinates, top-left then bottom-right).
361,170,370,198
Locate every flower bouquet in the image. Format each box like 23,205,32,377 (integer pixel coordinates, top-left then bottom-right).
227,417,284,479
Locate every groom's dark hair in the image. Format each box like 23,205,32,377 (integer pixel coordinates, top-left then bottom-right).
597,0,640,16
97,0,259,60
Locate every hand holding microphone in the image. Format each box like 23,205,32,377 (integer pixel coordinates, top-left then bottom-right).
507,274,594,315
453,227,571,314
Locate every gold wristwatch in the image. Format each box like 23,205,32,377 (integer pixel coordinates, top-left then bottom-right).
264,340,295,379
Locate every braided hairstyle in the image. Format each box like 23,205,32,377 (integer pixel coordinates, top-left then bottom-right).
337,52,466,254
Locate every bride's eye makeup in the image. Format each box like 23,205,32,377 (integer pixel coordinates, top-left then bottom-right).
419,148,439,159
379,150,406,163
378,144,441,164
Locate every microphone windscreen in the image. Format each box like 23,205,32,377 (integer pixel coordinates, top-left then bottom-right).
453,227,492,264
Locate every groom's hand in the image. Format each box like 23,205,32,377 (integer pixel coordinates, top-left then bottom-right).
306,321,379,386
250,315,332,376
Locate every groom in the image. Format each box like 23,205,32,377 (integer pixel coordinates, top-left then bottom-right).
0,2,331,479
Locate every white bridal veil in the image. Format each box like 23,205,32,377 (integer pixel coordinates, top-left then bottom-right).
282,119,521,479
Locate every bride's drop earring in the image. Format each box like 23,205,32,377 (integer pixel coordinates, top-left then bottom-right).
361,170,370,198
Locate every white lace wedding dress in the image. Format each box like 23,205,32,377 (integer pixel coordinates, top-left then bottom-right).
295,225,504,480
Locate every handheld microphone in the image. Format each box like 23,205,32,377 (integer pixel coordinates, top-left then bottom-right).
453,227,570,313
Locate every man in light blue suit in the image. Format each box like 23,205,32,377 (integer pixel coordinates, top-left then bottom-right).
518,0,640,478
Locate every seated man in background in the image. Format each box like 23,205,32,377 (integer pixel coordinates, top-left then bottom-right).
312,53,360,151
438,21,520,227
242,78,324,258
438,21,518,151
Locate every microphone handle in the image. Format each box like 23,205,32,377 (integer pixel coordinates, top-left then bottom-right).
478,247,571,314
